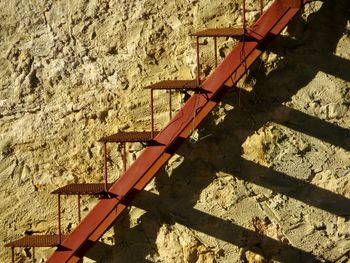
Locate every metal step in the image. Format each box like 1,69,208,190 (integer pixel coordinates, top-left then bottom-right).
5,234,68,263
5,235,67,248
191,27,245,38
51,183,114,195
144,80,199,90
191,27,246,83
99,131,158,143
144,80,202,135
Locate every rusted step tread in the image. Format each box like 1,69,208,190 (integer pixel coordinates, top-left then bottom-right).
144,80,199,90
51,183,114,195
5,235,68,247
99,131,159,143
191,27,245,37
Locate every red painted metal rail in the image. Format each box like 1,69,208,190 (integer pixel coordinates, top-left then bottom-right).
46,0,305,262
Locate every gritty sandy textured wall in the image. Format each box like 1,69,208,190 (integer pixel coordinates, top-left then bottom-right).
1,0,350,262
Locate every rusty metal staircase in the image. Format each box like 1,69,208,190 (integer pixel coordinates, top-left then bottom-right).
5,0,313,262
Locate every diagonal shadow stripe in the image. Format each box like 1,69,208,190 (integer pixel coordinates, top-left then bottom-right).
278,106,350,151
317,54,350,82
131,190,328,263
84,241,155,263
291,53,350,83
267,37,350,83
87,144,348,262
227,158,350,217
229,89,350,152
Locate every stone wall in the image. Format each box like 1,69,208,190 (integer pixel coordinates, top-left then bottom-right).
1,0,349,262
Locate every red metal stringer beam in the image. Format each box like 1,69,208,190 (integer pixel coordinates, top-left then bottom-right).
46,1,303,262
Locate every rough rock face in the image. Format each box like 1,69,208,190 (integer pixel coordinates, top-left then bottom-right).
1,0,350,262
